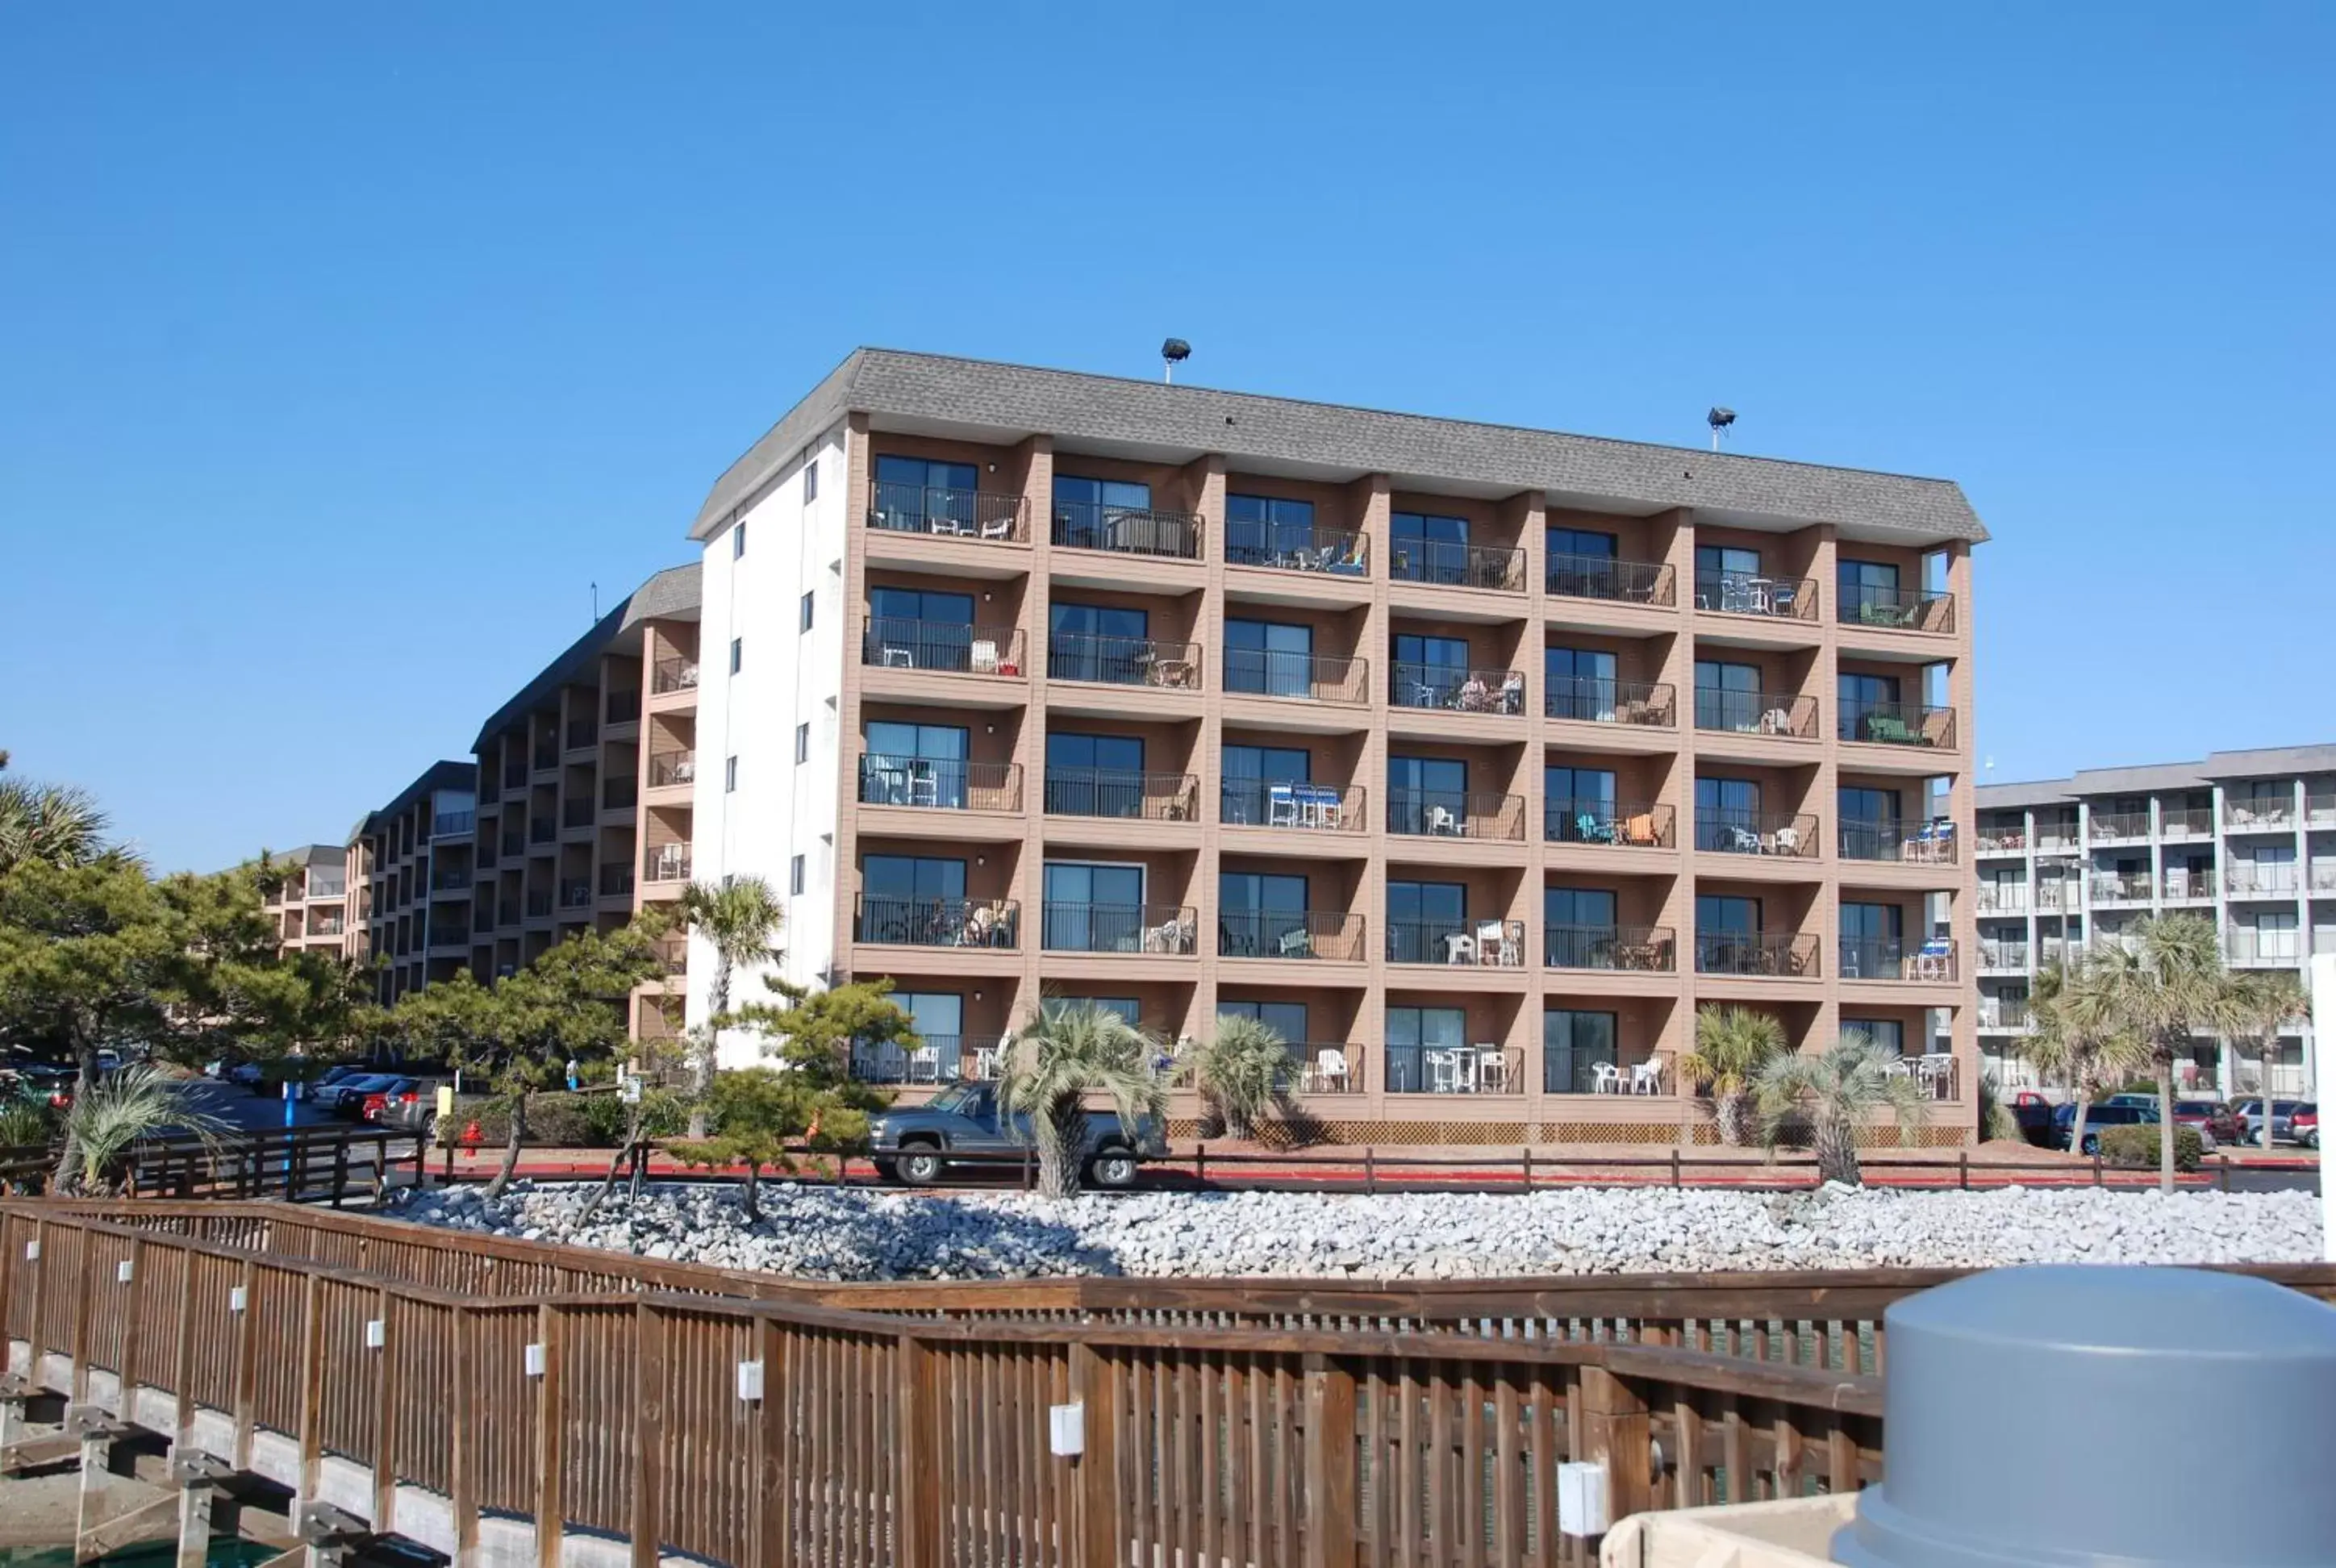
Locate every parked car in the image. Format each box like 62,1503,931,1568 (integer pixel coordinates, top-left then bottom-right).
2170,1099,2238,1151
2054,1100,2159,1155
2292,1105,2318,1149
2009,1091,2059,1147
3,1064,75,1112
867,1082,1166,1189
315,1072,404,1116
2234,1099,2309,1144
359,1079,426,1125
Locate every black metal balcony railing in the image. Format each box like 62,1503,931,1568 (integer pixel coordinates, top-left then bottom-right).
1387,790,1526,842
855,894,1021,949
528,820,556,846
851,1036,987,1086
861,617,1027,677
558,880,594,910
432,811,474,838
1840,817,1958,864
501,762,527,789
1842,700,1956,749
2161,806,2216,837
1383,1044,1524,1096
1041,768,1200,822
477,841,499,869
645,849,692,885
1217,909,1367,962
1840,938,1959,982
1391,662,1525,715
1696,931,1821,978
1695,688,1817,740
1391,538,1525,592
603,780,638,811
1979,1002,2033,1031
650,657,699,695
1278,1043,1366,1095
1838,583,1954,634
532,746,558,771
856,756,1024,814
1220,778,1365,832
1546,553,1674,607
1545,677,1675,728
1050,501,1203,561
1695,570,1817,620
562,799,595,830
524,891,553,918
1223,648,1370,705
1225,522,1369,576
1040,903,1198,955
604,689,640,724
430,871,471,893
496,827,524,858
1046,632,1203,690
1386,918,1527,968
1544,924,1677,972
1697,809,1821,857
599,865,634,898
2088,811,2150,840
565,719,598,750
1978,942,2029,970
2225,865,2300,897
432,926,471,949
498,901,520,927
648,751,695,789
869,482,1027,542
1546,797,1675,849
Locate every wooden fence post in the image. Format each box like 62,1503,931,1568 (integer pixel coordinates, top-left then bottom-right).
1070,1341,1118,1568
535,1303,565,1568
1301,1353,1356,1568
628,1301,662,1568
449,1307,479,1568
894,1333,941,1567
755,1316,792,1568
371,1285,397,1531
294,1274,324,1518
1579,1364,1652,1530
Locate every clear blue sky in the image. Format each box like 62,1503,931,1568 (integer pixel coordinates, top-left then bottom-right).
3,4,2329,873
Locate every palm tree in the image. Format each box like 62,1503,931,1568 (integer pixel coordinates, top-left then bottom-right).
1754,1034,1930,1185
61,1065,227,1196
2071,914,2243,1192
2016,961,2140,1161
996,1001,1166,1197
0,778,109,874
2225,970,2308,1151
1191,1015,1292,1141
677,877,785,1134
1677,1005,1789,1145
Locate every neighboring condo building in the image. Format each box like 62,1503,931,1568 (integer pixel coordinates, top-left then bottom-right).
258,843,353,957
1975,744,2335,1095
680,349,1987,1145
468,565,701,1038
355,761,479,1004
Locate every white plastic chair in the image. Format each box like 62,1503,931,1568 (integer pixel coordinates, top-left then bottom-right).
1631,1060,1665,1095
1444,932,1477,965
970,639,999,673
908,1045,941,1084
1308,1049,1349,1094
1427,1049,1462,1094
1589,1062,1623,1095
1269,784,1300,828
1475,1046,1508,1093
1426,804,1459,836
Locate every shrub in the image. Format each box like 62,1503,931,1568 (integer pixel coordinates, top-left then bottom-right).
579,1087,689,1145
2095,1124,2203,1172
440,1091,609,1148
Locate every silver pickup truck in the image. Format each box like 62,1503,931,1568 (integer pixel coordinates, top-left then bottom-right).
867,1081,1166,1189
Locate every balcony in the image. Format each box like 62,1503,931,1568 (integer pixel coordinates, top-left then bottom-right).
1546,553,1673,607
599,865,635,898
2225,865,2300,898
1696,932,1820,978
1391,663,1524,715
1696,809,1819,858
2034,882,2081,912
430,870,472,893
1047,633,1202,691
525,891,553,919
2091,873,2155,906
854,895,1020,949
1840,938,1958,982
1977,1001,2032,1033
532,745,559,772
2034,822,2080,852
1695,689,1817,741
561,799,595,830
1220,778,1364,833
528,820,556,846
1387,790,1525,842
649,751,696,789
498,900,519,927
478,843,499,869
1387,918,1526,968
1050,500,1202,561
472,905,495,933
2160,871,2215,902
2159,806,2215,837
1224,649,1369,705
309,918,345,938
645,848,692,885
651,658,699,696
1392,539,1525,593
2313,862,2336,894
1039,903,1197,955
1841,701,1956,750
1838,584,1954,635
1977,941,2029,974
1383,1043,1524,1096
501,762,527,789
2088,811,2150,843
558,880,593,911
432,925,471,949
1280,1044,1367,1096
1545,677,1675,728
1696,571,1817,620
1839,817,1958,865
1216,910,1366,962
856,757,1024,814
1546,797,1675,849
2226,927,2301,966
2310,794,2336,827
1225,522,1368,577
604,689,640,724
1975,828,2026,855
432,811,475,839
1042,768,1199,822
499,829,524,857
861,618,1026,677
850,1036,981,1085
2225,799,2296,830
870,482,1026,543
1544,924,1676,972
603,780,638,811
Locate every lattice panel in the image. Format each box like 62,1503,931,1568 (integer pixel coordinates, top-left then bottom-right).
1537,1122,1684,1146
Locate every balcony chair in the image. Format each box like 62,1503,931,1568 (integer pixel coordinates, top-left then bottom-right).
1862,712,1914,744
1267,784,1301,828
1497,672,1525,713
1913,937,1956,982
1759,706,1797,736
1276,927,1313,959
1475,1045,1509,1093
969,639,1000,674
1443,932,1478,965
1630,1059,1666,1095
1425,804,1461,836
1770,824,1802,857
1589,1061,1624,1095
907,1045,942,1084
977,512,1014,541
1426,1049,1471,1094
1306,1049,1351,1094
880,644,915,668
1476,920,1519,967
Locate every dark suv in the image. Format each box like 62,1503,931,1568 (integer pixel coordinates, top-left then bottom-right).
2054,1100,2159,1154
867,1082,1166,1189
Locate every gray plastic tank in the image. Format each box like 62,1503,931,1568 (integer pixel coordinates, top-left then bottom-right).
1833,1265,2336,1567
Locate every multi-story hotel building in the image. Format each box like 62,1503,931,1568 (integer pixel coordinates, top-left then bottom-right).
1975,744,2335,1095
468,565,700,1036
257,843,353,957
354,761,478,1004
678,350,1986,1145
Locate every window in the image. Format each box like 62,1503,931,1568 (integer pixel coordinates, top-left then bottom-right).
1388,755,1466,835
1838,559,1900,616
872,455,975,531
1544,1010,1618,1094
861,721,970,807
866,586,976,670
1221,742,1312,824
1839,671,1903,740
795,724,810,764
1045,732,1145,816
803,457,819,503
1385,1006,1466,1093
724,755,738,793
1696,776,1763,851
729,637,742,675
1387,879,1466,965
1224,617,1315,697
860,991,962,1079
800,592,815,633
1694,544,1762,607
1546,765,1621,842
1226,494,1318,566
1840,786,1902,859
857,853,965,940
1041,862,1146,952
1696,895,1762,973
1546,528,1621,599
1052,474,1152,550
1546,645,1619,721
790,855,806,896
1845,1018,1905,1057
1693,659,1762,731
1392,632,1472,706
1219,999,1309,1044
1048,601,1149,684
1840,903,1904,977
732,521,747,559
1391,510,1469,584
1045,995,1141,1026
1220,871,1310,957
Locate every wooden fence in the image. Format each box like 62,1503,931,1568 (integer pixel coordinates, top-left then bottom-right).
1,1126,430,1206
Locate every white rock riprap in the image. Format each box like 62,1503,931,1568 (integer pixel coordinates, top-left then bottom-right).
390,1181,2323,1281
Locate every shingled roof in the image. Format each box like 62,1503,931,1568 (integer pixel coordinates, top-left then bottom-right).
469,565,699,752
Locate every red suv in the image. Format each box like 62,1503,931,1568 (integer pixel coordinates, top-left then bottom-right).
2294,1105,2320,1149
359,1078,423,1123
2171,1099,2240,1149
